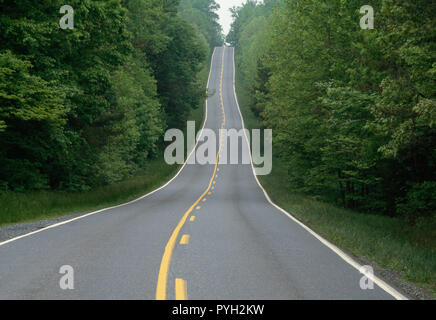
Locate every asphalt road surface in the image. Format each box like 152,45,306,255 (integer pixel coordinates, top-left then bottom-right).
0,47,405,300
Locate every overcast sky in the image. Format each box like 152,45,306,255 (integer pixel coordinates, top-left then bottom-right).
216,0,247,36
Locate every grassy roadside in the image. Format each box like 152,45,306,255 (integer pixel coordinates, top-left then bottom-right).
0,58,210,227
235,73,436,298
0,157,180,226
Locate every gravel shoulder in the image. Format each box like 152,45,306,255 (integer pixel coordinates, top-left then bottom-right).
1,210,432,300
0,211,92,243
348,250,433,300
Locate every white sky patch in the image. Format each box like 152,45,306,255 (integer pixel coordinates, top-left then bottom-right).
216,0,247,36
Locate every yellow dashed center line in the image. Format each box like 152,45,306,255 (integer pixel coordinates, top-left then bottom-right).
155,47,227,300
190,216,196,222
180,234,190,245
175,278,187,300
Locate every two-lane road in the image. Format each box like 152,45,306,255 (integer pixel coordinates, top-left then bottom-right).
0,47,406,300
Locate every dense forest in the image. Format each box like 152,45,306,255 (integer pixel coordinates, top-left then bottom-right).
1,0,434,219
179,0,223,53
0,0,222,192
228,0,435,220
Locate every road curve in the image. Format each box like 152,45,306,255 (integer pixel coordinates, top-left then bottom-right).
0,47,404,300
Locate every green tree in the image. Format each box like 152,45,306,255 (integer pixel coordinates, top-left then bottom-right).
179,0,223,51
230,0,435,217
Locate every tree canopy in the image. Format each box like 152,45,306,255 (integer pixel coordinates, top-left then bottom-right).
0,0,220,191
228,0,435,219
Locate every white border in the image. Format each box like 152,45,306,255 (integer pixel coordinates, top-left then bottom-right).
0,48,217,248
229,46,408,301
0,47,409,301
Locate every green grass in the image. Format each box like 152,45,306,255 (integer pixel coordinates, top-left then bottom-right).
0,59,209,227
0,158,179,226
235,73,436,298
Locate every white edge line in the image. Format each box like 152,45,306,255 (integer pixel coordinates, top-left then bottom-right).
229,46,408,301
0,48,218,248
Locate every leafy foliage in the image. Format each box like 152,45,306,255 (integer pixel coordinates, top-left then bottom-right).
229,0,435,218
0,0,215,192
179,0,223,51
